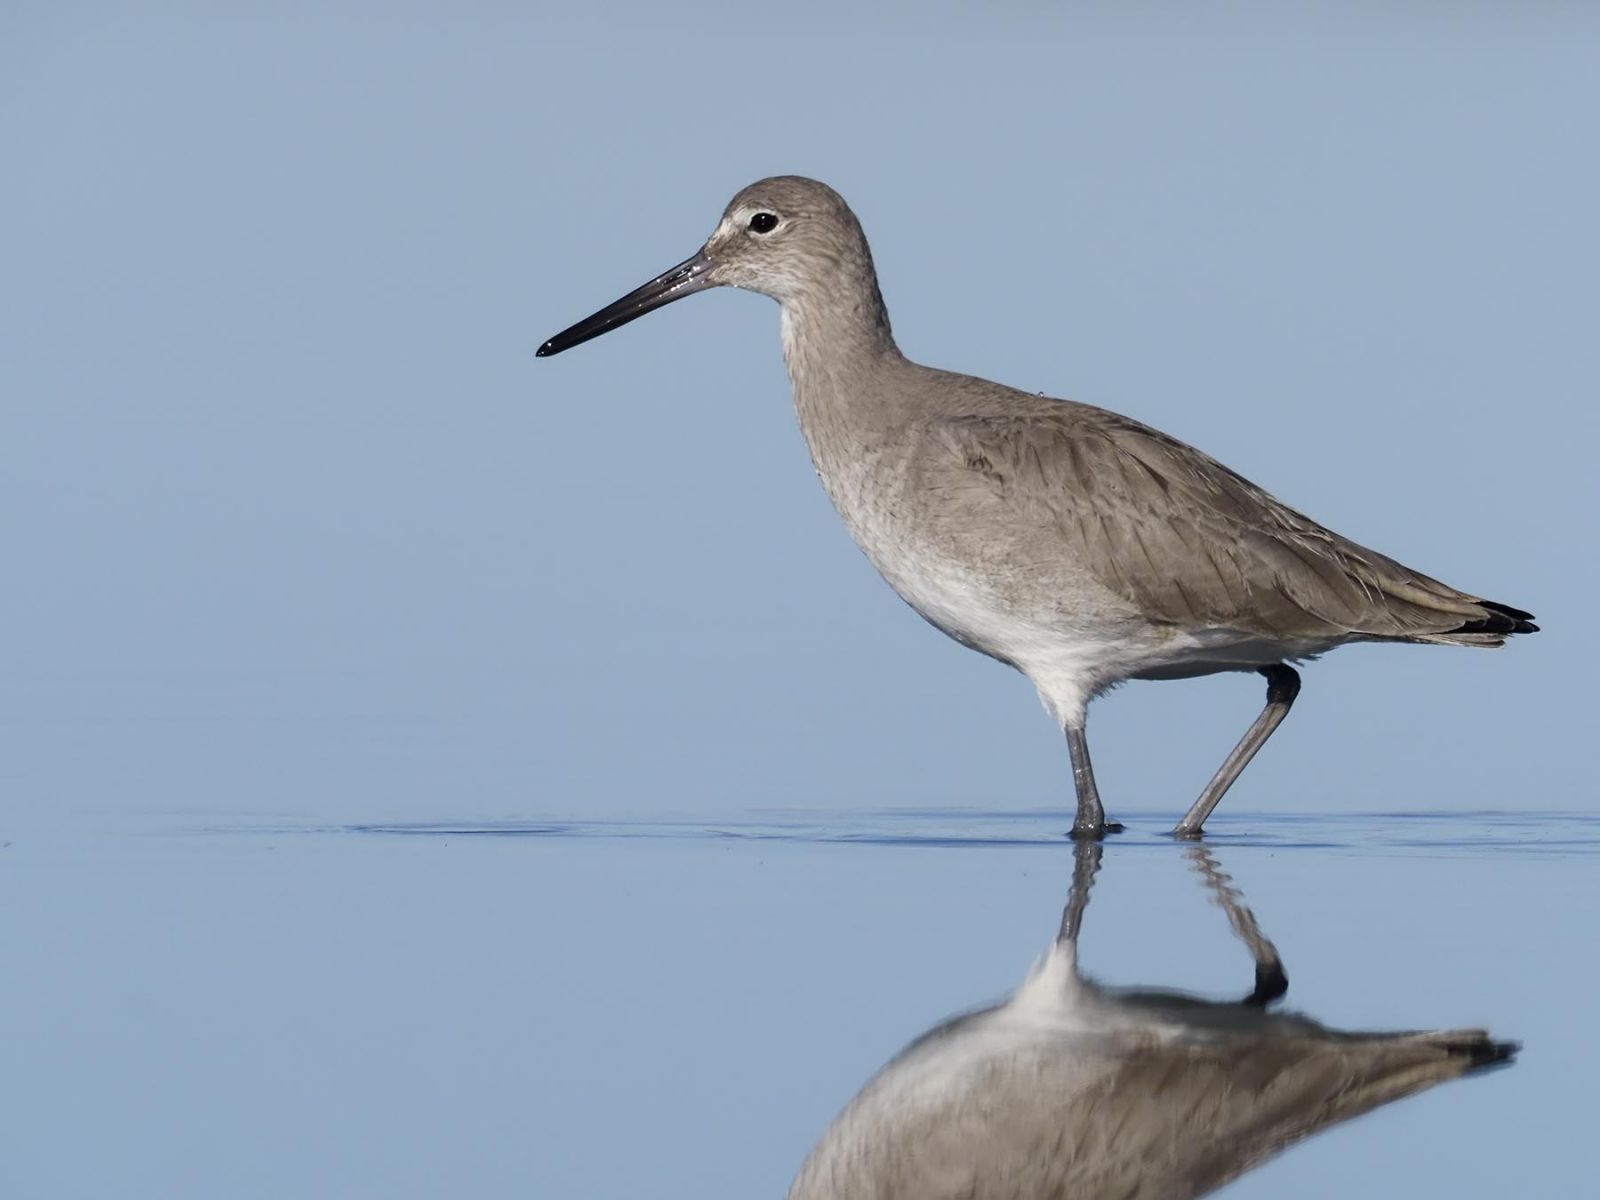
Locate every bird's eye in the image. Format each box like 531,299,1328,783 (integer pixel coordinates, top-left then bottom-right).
748,212,779,234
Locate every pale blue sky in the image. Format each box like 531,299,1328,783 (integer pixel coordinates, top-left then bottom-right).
5,3,1595,827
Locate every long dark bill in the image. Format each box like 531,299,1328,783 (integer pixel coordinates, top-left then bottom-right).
536,249,715,357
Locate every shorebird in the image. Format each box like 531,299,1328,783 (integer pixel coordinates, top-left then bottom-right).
537,177,1537,838
784,843,1516,1200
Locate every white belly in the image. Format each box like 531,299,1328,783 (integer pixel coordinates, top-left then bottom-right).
844,504,1333,727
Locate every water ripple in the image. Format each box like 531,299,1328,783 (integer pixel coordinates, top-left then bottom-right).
204,809,1600,856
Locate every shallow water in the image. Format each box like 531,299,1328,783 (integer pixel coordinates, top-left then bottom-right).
2,809,1595,1197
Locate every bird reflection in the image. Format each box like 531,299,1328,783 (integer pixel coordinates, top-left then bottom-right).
787,845,1515,1200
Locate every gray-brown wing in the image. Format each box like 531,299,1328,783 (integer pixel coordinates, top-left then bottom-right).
931,407,1507,642
812,1027,1505,1200
1051,1029,1504,1199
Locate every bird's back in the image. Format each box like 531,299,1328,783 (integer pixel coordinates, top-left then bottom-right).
805,358,1534,666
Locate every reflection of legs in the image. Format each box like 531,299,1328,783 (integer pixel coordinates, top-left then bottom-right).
1172,665,1301,839
1187,845,1288,1006
1056,840,1104,948
1065,724,1125,840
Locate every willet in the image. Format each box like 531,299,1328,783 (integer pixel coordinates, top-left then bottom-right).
538,177,1537,838
784,843,1516,1200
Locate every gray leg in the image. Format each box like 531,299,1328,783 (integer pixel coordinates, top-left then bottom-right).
1065,724,1124,840
1056,839,1103,947
1187,845,1288,1006
1171,665,1301,839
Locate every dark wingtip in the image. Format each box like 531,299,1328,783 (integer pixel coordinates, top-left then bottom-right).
1452,600,1539,638
1460,1037,1520,1071
536,340,558,358
1482,599,1536,622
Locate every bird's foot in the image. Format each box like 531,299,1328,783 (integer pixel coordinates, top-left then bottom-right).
1069,820,1126,841
1243,963,1290,1008
1169,824,1205,841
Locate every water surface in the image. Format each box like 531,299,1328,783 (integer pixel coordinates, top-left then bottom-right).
2,809,1593,1197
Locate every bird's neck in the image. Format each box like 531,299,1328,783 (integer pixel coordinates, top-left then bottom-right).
780,277,903,436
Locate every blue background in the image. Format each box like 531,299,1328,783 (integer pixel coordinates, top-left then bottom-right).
4,5,1595,1198
7,2,1592,827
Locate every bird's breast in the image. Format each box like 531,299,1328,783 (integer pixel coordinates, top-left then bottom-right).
810,445,1140,671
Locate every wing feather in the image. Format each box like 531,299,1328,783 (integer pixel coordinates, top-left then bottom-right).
931,406,1501,641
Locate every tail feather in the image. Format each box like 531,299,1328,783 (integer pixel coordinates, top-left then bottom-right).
1399,1027,1521,1074
1181,1026,1518,1196
1259,1028,1518,1159
1409,598,1538,647
1450,1031,1521,1071
1474,600,1539,634
1326,1028,1520,1116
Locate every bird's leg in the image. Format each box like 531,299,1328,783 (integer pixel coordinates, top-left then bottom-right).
1056,839,1104,949
1171,665,1301,839
1065,724,1124,839
1186,845,1288,1006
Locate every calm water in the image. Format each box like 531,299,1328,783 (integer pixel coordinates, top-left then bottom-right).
2,809,1595,1197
